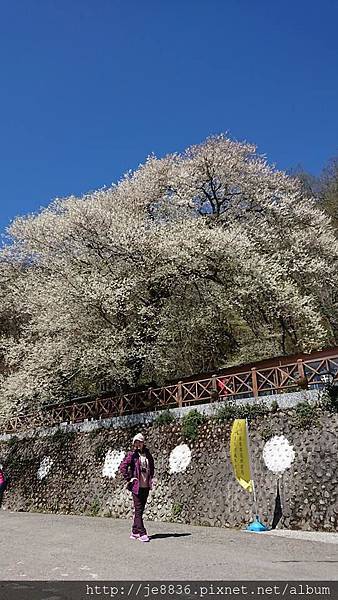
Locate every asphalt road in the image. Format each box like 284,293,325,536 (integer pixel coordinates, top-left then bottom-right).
0,512,337,581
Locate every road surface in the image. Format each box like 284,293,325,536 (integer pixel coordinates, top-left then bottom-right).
0,512,337,581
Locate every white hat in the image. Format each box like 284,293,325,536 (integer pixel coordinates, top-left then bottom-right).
132,433,145,444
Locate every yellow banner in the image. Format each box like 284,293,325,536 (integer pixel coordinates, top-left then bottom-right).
230,419,253,492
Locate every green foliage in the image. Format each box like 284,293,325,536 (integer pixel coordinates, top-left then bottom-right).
171,502,183,517
270,399,279,413
94,441,109,460
296,376,309,390
154,409,175,426
321,386,338,413
214,401,270,423
235,402,269,420
292,158,338,236
88,497,101,517
6,451,35,471
89,428,100,439
328,385,338,411
293,401,319,429
181,409,205,441
320,158,338,233
260,423,274,441
214,402,237,422
6,435,19,449
52,429,76,448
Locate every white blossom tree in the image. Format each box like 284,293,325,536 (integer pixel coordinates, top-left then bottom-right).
0,135,337,416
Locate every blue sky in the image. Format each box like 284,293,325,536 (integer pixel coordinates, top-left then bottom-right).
0,0,337,232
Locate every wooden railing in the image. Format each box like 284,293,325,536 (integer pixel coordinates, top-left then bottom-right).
1,348,338,434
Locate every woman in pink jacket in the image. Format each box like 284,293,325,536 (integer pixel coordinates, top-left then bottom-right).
0,463,8,507
119,433,155,542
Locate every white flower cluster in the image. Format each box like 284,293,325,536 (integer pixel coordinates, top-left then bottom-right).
102,449,125,479
37,456,54,480
263,435,295,474
169,444,192,473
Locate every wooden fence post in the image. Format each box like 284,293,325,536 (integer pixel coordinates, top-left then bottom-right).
211,375,218,402
251,367,258,402
297,359,305,379
177,382,183,407
148,387,153,409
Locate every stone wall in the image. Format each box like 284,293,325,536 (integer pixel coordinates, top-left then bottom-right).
0,407,337,532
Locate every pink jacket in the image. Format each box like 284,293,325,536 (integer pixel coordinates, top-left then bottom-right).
119,448,155,495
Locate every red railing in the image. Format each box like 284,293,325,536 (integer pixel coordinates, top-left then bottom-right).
1,348,338,434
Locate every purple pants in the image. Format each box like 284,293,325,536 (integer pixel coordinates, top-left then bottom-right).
0,482,6,507
132,488,149,535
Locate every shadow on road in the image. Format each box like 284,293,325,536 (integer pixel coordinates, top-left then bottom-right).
150,533,192,540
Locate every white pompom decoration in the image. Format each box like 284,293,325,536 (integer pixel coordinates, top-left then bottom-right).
263,435,295,474
169,444,192,474
102,450,125,479
37,456,54,480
